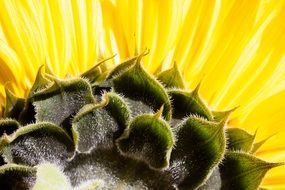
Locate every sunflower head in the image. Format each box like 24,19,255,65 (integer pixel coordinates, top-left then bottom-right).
1,0,285,189
0,54,282,189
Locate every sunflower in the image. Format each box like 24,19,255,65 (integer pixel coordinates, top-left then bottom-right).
0,0,285,189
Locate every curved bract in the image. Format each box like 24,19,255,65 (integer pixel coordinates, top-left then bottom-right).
0,56,282,190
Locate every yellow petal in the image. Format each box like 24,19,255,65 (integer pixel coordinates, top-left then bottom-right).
0,40,28,96
0,0,45,83
238,90,285,140
0,85,4,116
0,1,284,188
70,0,102,73
103,0,184,73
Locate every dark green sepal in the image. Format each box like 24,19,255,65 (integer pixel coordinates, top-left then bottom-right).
116,108,174,169
4,88,25,119
227,128,255,152
32,77,95,126
169,87,213,120
104,92,131,136
72,93,130,153
157,63,185,89
171,115,226,189
112,57,172,121
0,119,19,136
0,122,74,166
220,151,283,190
0,164,37,189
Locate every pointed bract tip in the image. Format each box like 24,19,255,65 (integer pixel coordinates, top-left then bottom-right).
267,161,285,169
172,61,182,74
43,59,53,75
251,132,278,153
154,104,164,119
223,106,238,119
95,54,116,68
135,49,150,69
38,64,45,73
4,86,18,108
4,86,13,97
173,61,179,70
140,48,150,58
227,106,239,114
254,127,259,139
192,83,200,96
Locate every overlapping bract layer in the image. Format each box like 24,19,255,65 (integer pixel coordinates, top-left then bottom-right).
0,55,281,190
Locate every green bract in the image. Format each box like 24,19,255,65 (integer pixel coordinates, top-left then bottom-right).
0,54,282,190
